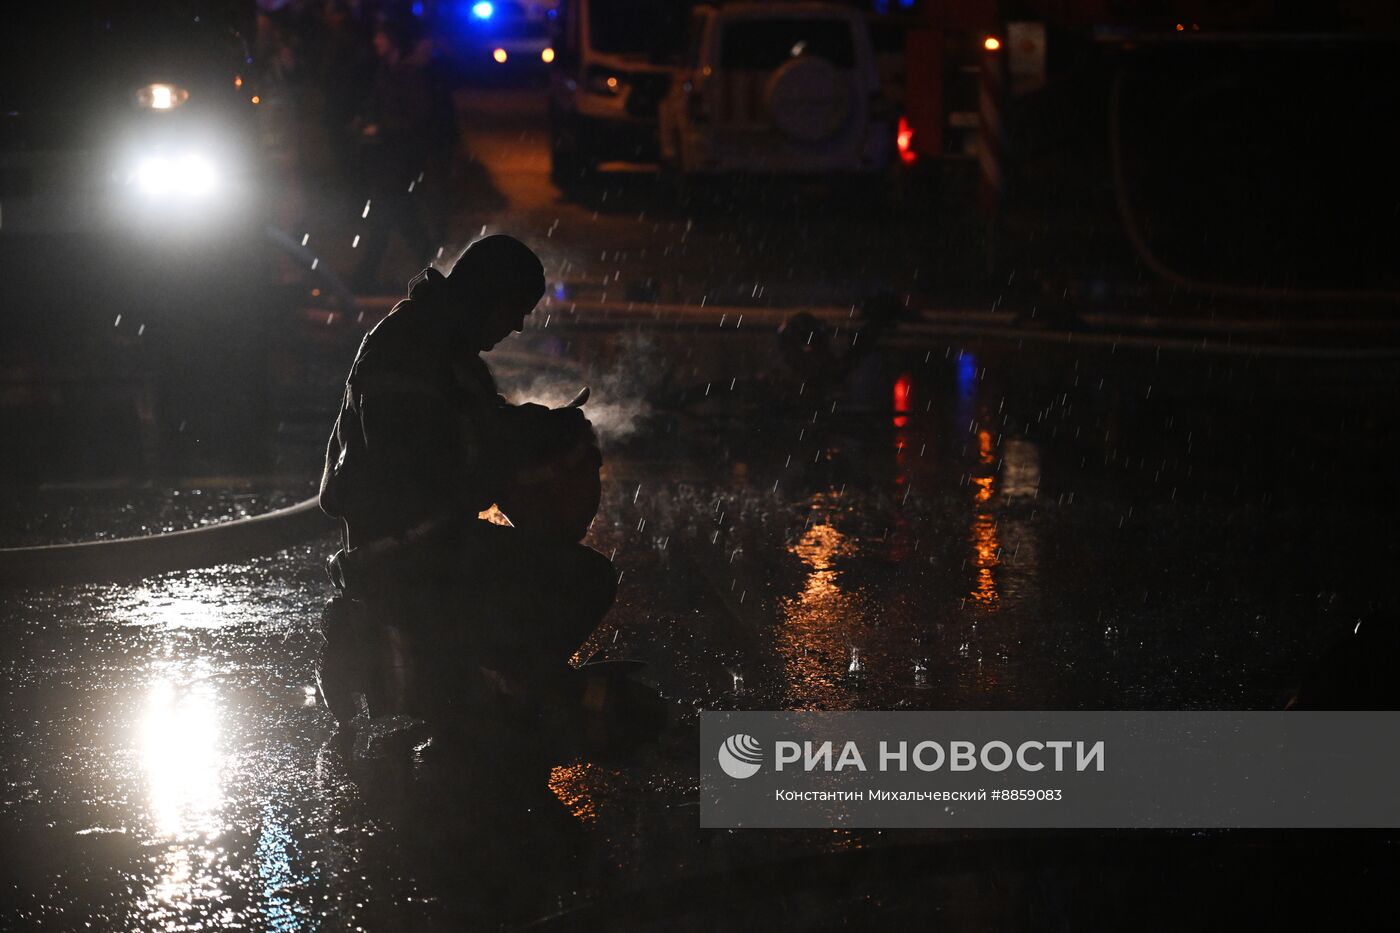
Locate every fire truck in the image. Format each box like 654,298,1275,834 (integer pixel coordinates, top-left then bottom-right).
890,0,1400,307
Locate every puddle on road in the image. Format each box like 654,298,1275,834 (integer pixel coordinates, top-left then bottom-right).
3,340,1397,926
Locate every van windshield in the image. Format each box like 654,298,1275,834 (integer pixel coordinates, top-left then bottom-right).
588,0,687,57
720,18,856,70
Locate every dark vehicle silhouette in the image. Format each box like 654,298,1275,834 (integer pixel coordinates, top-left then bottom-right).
1,2,276,473
547,0,688,184
436,0,556,73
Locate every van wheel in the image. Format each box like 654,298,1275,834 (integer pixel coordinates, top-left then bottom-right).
767,57,850,143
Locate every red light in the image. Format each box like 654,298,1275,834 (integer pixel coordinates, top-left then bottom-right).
893,374,912,413
896,116,916,165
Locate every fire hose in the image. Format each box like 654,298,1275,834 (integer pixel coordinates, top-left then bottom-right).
0,496,333,588
0,387,594,588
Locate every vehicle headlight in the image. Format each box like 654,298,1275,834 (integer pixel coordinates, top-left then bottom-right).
135,84,190,110
133,154,219,198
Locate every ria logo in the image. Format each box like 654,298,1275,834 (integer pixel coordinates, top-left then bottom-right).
718,733,764,779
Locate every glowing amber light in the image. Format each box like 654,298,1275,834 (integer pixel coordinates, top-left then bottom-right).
250,95,260,104
606,76,619,90
983,36,1001,51
233,75,242,88
136,83,189,110
541,47,555,63
492,47,508,63
977,428,995,466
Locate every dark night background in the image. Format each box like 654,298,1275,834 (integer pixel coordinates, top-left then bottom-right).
2,0,1399,928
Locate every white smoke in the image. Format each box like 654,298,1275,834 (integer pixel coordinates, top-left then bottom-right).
494,332,659,443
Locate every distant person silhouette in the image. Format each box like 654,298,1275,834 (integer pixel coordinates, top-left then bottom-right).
351,17,436,293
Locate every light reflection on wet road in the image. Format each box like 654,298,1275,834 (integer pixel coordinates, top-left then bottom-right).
3,330,1399,927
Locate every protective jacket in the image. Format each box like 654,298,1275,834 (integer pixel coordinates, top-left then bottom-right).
317,268,613,680
321,268,510,549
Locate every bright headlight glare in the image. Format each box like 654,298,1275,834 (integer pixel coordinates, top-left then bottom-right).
134,154,218,198
136,157,171,194
136,83,190,110
177,155,217,196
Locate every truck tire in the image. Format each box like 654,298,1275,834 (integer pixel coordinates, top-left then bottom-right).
765,56,851,143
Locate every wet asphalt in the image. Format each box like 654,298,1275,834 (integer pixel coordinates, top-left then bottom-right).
6,80,1400,930
5,319,1400,928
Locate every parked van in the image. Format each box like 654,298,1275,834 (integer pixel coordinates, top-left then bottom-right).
658,2,892,177
546,0,689,185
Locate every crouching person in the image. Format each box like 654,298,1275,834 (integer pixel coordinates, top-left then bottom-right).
315,235,613,725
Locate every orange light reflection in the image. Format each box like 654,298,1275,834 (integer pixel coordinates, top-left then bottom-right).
968,429,1001,606
548,762,600,823
777,501,862,708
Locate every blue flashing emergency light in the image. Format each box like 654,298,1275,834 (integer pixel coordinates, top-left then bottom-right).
472,1,494,19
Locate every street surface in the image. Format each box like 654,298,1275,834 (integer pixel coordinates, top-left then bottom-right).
4,79,1400,929
287,84,986,311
